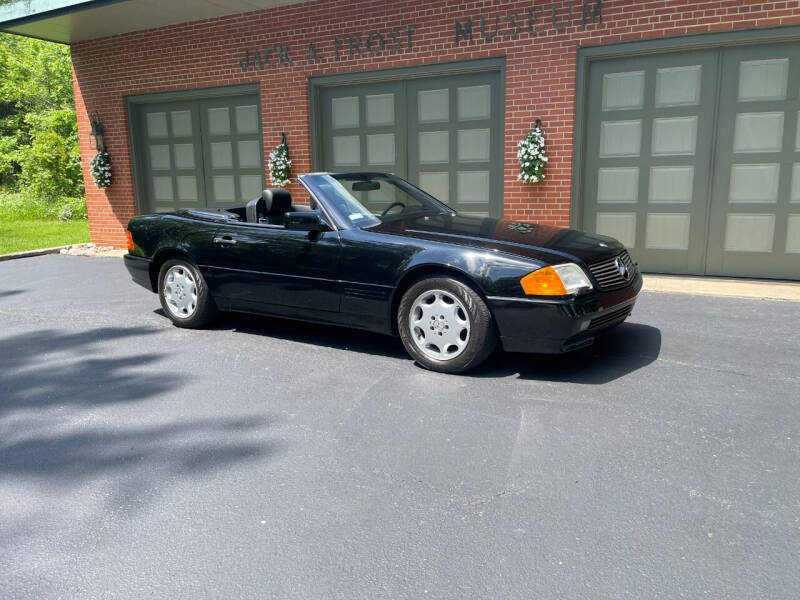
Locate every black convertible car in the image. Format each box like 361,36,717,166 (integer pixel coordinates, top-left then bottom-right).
124,172,641,373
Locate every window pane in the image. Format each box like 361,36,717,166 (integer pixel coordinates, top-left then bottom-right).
652,116,697,156
596,213,636,248
655,65,701,107
235,105,259,134
366,94,394,126
210,142,233,169
418,172,449,203
333,135,360,166
729,164,780,203
173,144,195,170
597,167,638,203
208,107,231,136
796,111,800,151
457,85,491,120
602,71,644,111
367,133,395,165
457,129,490,162
738,58,788,102
149,145,171,170
418,89,449,123
332,96,359,129
419,131,449,163
599,120,641,157
212,176,235,202
733,112,784,153
146,112,168,138
724,214,775,252
457,171,490,204
645,213,691,250
792,164,800,202
649,166,694,203
237,140,261,168
176,176,198,202
240,175,263,201
152,176,173,201
786,215,800,253
171,110,192,137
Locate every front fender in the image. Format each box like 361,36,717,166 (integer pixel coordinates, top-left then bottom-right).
399,248,544,298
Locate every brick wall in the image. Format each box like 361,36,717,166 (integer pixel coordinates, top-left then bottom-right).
70,0,800,248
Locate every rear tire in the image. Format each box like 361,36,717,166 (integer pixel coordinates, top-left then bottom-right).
157,258,217,328
398,276,496,374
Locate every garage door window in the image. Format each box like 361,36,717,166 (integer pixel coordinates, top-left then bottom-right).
582,42,800,279
136,95,264,213
320,70,503,218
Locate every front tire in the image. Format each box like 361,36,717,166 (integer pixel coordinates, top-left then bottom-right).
398,276,497,374
158,258,217,328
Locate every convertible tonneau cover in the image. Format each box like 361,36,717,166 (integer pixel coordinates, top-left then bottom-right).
183,207,243,222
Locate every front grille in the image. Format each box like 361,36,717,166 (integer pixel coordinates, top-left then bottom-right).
588,304,633,331
588,251,637,290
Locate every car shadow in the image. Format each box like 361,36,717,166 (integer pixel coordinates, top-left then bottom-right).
195,310,410,360
178,310,660,384
0,326,282,503
475,322,662,384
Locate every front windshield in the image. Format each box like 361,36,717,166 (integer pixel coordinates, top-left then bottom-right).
303,173,454,228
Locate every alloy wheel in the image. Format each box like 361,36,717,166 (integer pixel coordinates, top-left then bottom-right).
408,289,471,360
163,265,198,318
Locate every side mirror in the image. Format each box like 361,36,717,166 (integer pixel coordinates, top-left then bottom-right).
284,211,331,232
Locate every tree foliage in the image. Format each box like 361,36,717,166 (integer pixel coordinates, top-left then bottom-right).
0,32,84,217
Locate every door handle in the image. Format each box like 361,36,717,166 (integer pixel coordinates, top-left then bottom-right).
213,236,237,246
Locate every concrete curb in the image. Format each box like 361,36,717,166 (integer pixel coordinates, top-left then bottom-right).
89,249,127,258
643,275,800,302
0,245,71,262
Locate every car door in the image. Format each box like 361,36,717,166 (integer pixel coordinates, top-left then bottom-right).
206,217,342,317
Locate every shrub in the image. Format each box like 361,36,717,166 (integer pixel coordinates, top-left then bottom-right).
0,32,85,219
0,191,86,221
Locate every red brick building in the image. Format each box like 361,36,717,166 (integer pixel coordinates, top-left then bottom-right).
2,0,800,279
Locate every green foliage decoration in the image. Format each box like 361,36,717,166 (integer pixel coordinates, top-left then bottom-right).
517,124,548,184
268,135,291,187
89,151,111,188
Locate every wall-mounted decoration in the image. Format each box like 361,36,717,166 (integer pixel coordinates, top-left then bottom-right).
268,133,291,187
88,112,111,188
517,119,547,185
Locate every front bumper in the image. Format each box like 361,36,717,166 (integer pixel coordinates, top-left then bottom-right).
488,273,642,354
123,253,154,291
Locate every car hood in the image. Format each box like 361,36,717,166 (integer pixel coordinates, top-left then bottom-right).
368,213,625,265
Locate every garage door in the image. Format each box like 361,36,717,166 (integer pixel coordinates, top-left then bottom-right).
582,43,800,280
320,71,503,217
136,95,264,213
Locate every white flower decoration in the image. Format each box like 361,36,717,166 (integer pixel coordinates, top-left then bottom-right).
517,125,546,185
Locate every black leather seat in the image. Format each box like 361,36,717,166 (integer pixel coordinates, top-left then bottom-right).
245,189,295,224
262,189,293,225
245,196,266,223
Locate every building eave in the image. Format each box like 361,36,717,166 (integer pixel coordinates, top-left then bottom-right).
0,0,307,44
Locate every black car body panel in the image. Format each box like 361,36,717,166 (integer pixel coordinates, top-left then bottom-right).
125,173,641,352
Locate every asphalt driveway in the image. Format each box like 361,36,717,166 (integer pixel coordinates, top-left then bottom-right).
1,255,799,599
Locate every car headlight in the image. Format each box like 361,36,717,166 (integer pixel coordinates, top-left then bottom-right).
520,263,593,296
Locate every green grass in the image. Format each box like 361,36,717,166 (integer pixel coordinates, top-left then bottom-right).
0,218,89,255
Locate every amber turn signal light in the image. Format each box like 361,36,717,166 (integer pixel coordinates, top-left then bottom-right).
125,231,134,251
520,266,568,296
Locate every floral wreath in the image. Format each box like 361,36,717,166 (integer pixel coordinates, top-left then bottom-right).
268,133,291,187
90,151,112,188
517,120,547,184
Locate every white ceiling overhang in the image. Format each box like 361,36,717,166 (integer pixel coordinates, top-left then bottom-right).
0,0,307,44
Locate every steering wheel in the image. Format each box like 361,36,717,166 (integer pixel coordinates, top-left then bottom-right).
380,202,406,216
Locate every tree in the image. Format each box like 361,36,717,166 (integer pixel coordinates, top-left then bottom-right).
0,32,84,213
